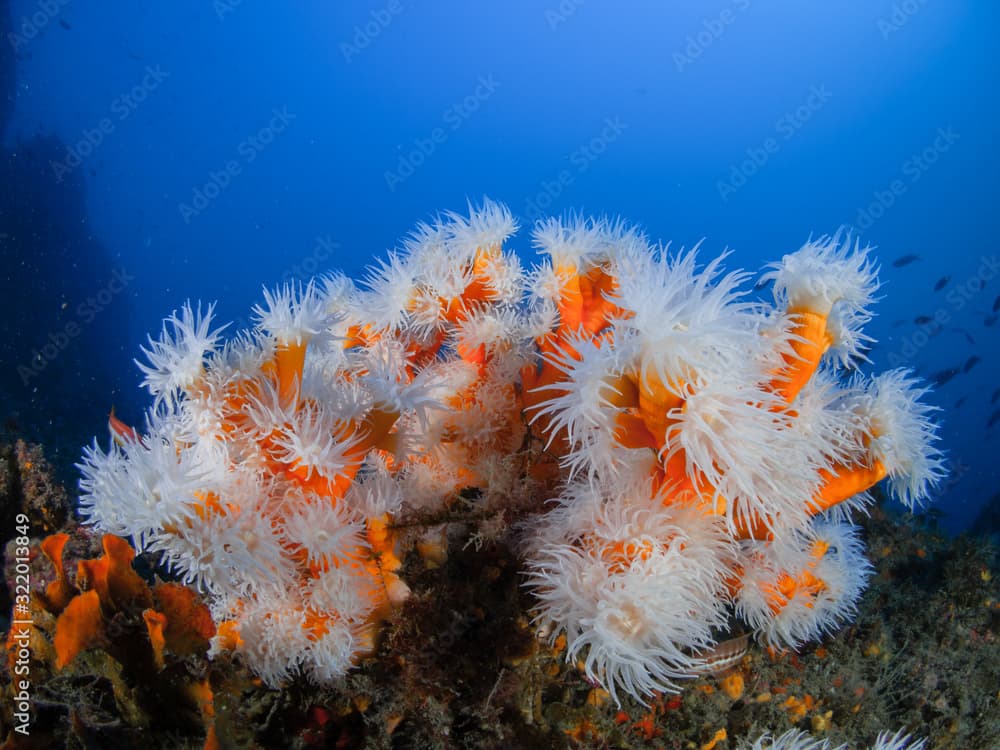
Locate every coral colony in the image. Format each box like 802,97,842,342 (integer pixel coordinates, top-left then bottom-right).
77,200,944,706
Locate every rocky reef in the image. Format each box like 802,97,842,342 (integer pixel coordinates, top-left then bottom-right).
0,439,997,749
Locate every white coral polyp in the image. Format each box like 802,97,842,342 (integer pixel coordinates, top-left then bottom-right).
525,484,735,703
762,232,880,318
865,369,946,508
736,520,873,649
137,301,226,407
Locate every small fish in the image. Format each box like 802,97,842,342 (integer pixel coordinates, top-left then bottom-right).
933,276,950,292
985,314,998,327
994,295,1000,313
954,396,966,409
690,634,750,677
962,355,981,374
931,367,959,387
892,253,920,268
59,19,71,30
913,315,934,325
108,407,141,446
993,388,1000,405
989,409,1000,429
952,327,975,345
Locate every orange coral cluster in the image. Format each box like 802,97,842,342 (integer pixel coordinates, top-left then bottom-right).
20,533,215,672
524,249,889,539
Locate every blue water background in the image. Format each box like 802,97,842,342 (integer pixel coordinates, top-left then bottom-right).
2,1,997,533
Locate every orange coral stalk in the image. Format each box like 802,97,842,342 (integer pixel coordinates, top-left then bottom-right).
636,371,684,451
772,308,831,403
362,407,401,454
595,370,640,411
732,512,772,542
809,460,887,516
554,265,585,332
577,265,620,336
275,341,307,405
456,340,486,368
613,411,659,451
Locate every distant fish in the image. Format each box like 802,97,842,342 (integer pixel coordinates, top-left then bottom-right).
933,276,950,292
962,355,981,373
994,295,1000,313
989,409,1000,429
914,315,933,325
954,396,966,409
58,19,71,30
892,253,920,268
952,327,975,345
985,314,998,327
993,388,1000,405
931,367,959,387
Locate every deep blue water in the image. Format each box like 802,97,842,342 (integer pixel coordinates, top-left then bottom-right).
1,1,997,534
